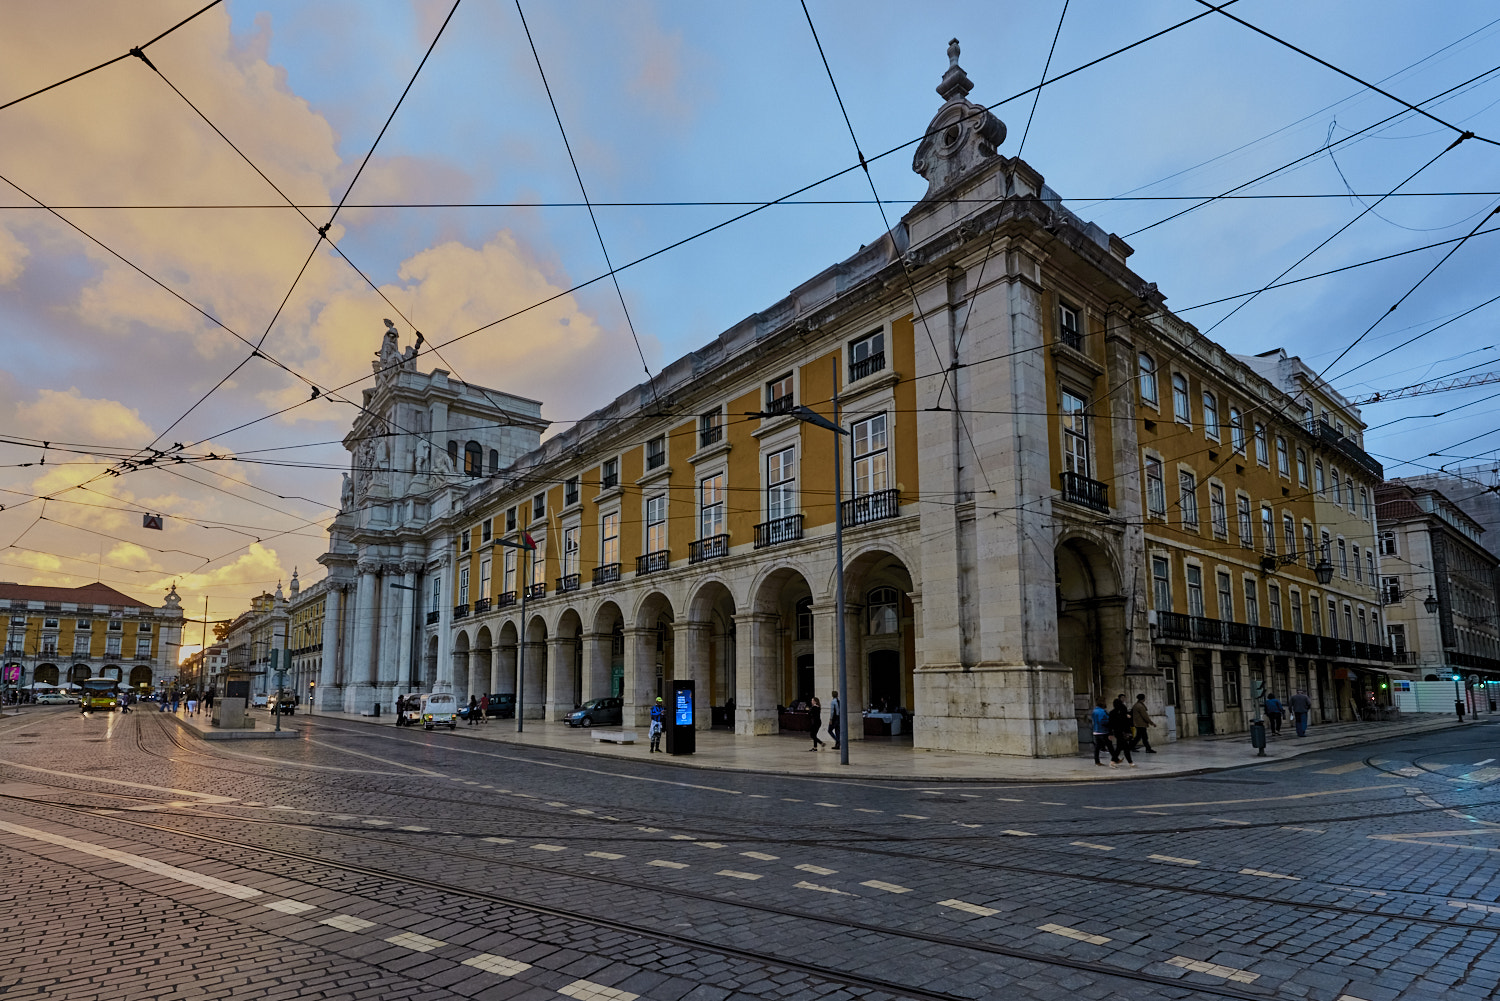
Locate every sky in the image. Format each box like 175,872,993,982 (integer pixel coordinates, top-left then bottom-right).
2,0,1499,625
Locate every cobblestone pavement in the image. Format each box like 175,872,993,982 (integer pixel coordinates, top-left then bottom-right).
1,707,1497,1001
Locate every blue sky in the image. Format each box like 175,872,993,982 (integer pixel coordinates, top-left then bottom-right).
2,0,1499,609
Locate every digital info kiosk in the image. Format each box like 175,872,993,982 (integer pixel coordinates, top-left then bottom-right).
665,679,696,755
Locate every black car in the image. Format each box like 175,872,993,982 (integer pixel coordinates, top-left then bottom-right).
563,697,623,727
486,693,516,719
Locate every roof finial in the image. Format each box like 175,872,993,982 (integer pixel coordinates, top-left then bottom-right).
948,38,961,68
937,38,974,101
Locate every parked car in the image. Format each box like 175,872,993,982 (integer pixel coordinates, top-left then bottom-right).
564,697,623,728
420,692,458,730
486,693,515,719
36,692,75,705
251,693,269,708
267,694,296,714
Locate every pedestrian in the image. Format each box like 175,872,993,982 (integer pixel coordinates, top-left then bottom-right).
1264,692,1284,735
1109,697,1135,766
1090,699,1114,767
827,690,841,750
467,694,479,725
479,692,489,724
808,696,826,750
1289,689,1312,737
395,694,407,726
186,695,198,717
649,696,665,752
171,694,180,713
1130,693,1156,752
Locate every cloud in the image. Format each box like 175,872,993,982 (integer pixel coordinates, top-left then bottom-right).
15,388,154,448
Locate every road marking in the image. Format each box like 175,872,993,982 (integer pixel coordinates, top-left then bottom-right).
636,826,660,832
268,805,295,811
463,953,532,977
385,932,445,952
898,814,929,819
1240,868,1301,880
853,808,883,814
530,844,566,852
320,914,376,931
693,842,724,849
647,860,688,869
796,864,837,875
483,837,515,844
994,797,1025,802
586,851,625,860
545,801,568,807
1315,761,1368,775
748,794,770,799
1460,767,1500,782
571,809,594,815
782,798,804,803
1212,818,1250,825
1149,854,1201,866
669,835,695,841
1259,758,1326,771
715,869,762,881
1070,841,1114,851
956,823,982,828
1135,810,1168,816
362,819,391,826
1474,758,1496,767
1449,900,1500,914
814,802,840,808
1165,956,1259,983
1041,801,1066,806
1001,829,1037,836
0,821,262,899
860,880,912,894
264,900,316,914
1,762,237,804
959,793,981,798
741,851,779,861
397,825,429,832
1280,826,1326,833
1091,785,1403,810
558,978,639,1001
793,880,855,895
938,898,998,916
1039,923,1111,945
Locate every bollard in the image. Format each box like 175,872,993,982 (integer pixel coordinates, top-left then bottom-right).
1250,719,1267,756
373,701,381,717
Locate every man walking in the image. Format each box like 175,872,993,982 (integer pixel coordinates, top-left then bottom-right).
1130,693,1156,752
828,690,841,750
1289,689,1313,737
1264,692,1284,736
1090,699,1115,767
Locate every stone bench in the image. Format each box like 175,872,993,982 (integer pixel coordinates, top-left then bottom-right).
591,729,637,744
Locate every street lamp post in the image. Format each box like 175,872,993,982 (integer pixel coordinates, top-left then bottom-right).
494,535,538,732
748,358,852,765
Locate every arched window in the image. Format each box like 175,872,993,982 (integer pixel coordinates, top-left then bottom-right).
1171,373,1190,424
1138,352,1157,406
447,440,458,467
489,449,499,474
464,441,481,476
1229,407,1245,453
868,587,900,635
795,597,814,641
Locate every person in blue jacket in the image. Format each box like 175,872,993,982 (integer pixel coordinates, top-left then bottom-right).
1264,692,1284,736
649,696,665,752
1090,699,1116,766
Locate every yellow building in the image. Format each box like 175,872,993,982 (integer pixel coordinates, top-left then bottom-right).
1,582,184,692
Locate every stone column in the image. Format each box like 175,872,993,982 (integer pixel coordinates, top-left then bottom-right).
674,620,712,729
522,640,547,719
393,565,416,693
546,633,577,719
469,647,490,705
452,648,469,702
841,603,866,740
317,583,342,710
348,562,379,712
810,603,838,708
733,612,780,735
498,641,517,696
623,625,656,727
434,551,454,693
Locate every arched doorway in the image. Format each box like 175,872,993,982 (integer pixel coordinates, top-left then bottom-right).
497,620,519,698
1055,537,1125,739
452,631,471,701
841,548,917,738
101,664,122,682
748,566,814,735
34,664,58,686
68,664,90,685
128,665,152,690
553,608,584,716
629,592,674,726
590,602,625,700
424,635,439,689
472,626,493,704
521,615,548,720
687,581,737,729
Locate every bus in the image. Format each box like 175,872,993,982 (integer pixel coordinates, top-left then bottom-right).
80,677,120,712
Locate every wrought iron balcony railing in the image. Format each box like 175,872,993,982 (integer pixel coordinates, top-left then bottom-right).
592,564,621,587
636,550,670,575
1058,471,1110,513
754,514,804,549
557,574,581,593
849,351,885,382
689,535,729,564
842,488,900,527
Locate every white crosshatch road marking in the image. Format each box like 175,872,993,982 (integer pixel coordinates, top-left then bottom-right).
558,978,640,1001
1211,818,1250,825
361,819,390,826
648,860,688,869
386,932,445,952
1149,854,1201,866
1000,829,1036,836
794,880,855,895
1039,923,1111,945
1070,841,1114,851
741,851,779,860
795,864,836,875
320,914,376,932
1449,900,1500,914
530,844,566,852
669,835,695,841
898,814,929,819
264,900,316,914
398,825,429,832
463,953,532,977
693,842,725,849
716,869,762,880
938,898,999,917
483,837,515,844
1166,956,1259,983
0,821,262,899
586,851,625,860
861,880,911,893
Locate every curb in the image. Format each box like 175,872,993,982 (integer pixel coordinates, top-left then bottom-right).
162,710,299,741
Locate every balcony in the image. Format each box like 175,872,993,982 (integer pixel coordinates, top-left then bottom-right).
849,351,886,382
842,488,900,527
755,514,804,549
1059,326,1083,352
1153,614,1396,663
526,583,547,601
497,591,517,608
1058,471,1110,513
473,597,491,614
1305,419,1384,479
765,394,794,417
426,610,441,625
592,564,621,587
636,550,670,575
699,424,723,449
557,574,581,593
689,535,730,564
453,603,470,620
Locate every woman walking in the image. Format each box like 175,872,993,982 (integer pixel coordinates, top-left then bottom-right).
808,696,826,750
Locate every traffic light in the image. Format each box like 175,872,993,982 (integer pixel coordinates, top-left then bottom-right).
1452,673,1463,682
1251,679,1266,701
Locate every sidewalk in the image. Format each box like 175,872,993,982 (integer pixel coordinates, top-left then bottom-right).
296,708,1472,783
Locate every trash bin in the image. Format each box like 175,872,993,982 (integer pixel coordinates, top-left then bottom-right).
373,701,381,717
1249,719,1267,756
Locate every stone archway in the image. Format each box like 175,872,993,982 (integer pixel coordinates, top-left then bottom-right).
452,630,471,702
471,626,493,707
627,592,674,727
128,665,152,690
686,580,737,730
548,608,585,718
1055,536,1125,739
841,549,917,733
740,565,815,735
496,620,519,699
34,664,59,686
590,602,626,701
424,635,439,689
68,664,90,685
521,615,548,720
